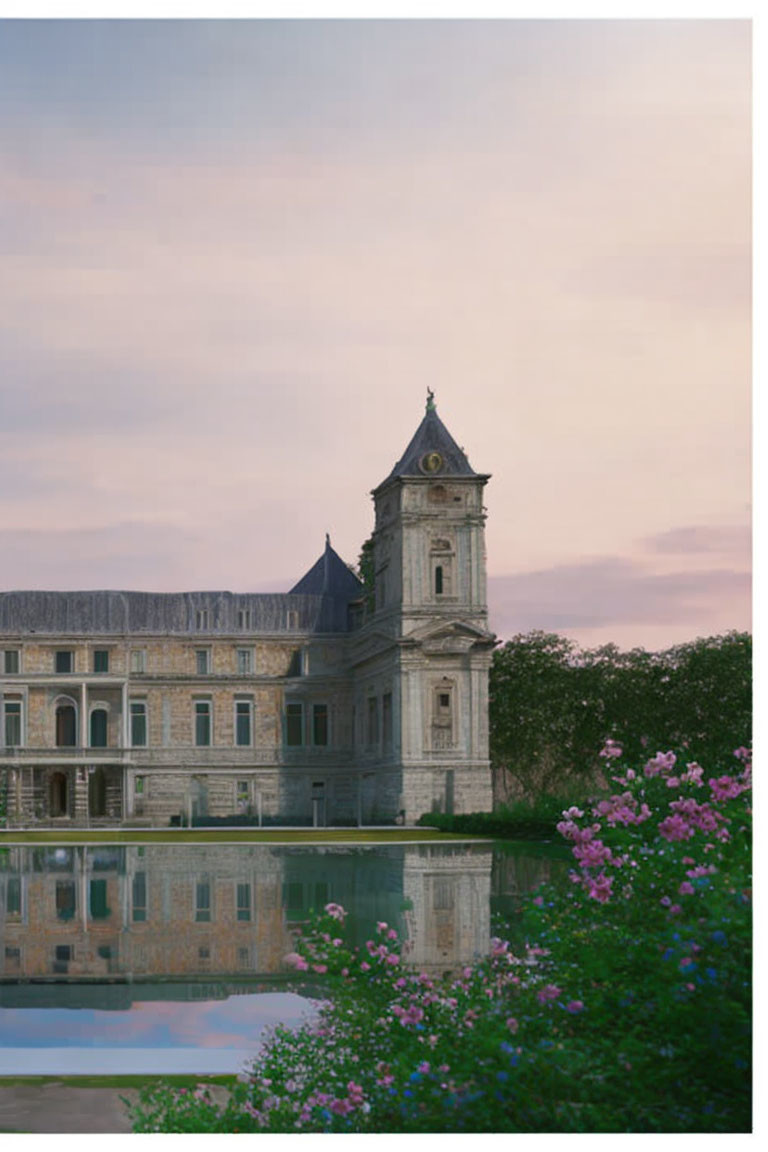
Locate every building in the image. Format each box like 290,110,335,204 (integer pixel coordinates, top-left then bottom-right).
0,397,494,827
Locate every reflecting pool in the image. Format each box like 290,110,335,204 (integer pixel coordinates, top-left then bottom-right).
0,840,566,1074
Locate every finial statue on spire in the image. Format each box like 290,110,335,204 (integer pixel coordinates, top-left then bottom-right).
426,387,436,412
325,532,331,548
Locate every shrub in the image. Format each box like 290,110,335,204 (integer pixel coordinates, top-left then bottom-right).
131,744,751,1133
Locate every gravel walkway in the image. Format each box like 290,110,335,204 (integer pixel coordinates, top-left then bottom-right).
0,1083,138,1133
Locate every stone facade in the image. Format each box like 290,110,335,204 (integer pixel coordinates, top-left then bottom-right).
0,399,494,827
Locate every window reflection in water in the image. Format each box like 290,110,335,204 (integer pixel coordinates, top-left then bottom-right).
0,843,566,986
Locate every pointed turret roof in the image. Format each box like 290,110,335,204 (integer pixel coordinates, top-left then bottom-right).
374,391,482,491
289,535,363,600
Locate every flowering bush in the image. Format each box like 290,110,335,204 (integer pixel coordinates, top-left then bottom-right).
129,746,751,1133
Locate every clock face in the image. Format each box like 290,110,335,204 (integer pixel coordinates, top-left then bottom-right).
420,451,444,474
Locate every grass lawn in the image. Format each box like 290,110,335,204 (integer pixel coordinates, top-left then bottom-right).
0,827,486,845
0,1074,237,1089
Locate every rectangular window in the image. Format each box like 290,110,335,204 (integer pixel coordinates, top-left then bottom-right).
93,649,109,674
55,650,73,674
435,565,444,595
195,700,212,746
4,946,21,972
237,648,252,675
89,878,110,919
433,878,455,910
382,693,393,751
4,701,21,748
196,649,211,675
236,882,251,922
129,649,146,674
3,650,19,675
235,700,252,747
195,878,211,922
130,701,147,747
286,610,299,630
237,608,252,630
236,779,250,808
196,609,209,630
132,872,147,922
134,775,145,796
367,697,379,747
53,944,72,974
6,877,22,919
285,702,303,747
312,703,328,746
55,880,76,920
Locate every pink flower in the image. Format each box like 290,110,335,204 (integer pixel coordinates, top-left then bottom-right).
417,1061,430,1074
658,814,694,842
678,881,695,896
312,963,328,974
587,873,613,903
324,903,346,921
565,1000,584,1014
536,984,561,1003
376,921,388,933
708,775,744,802
360,961,371,972
283,952,309,971
600,739,623,759
644,751,677,777
506,1016,519,1033
387,928,398,940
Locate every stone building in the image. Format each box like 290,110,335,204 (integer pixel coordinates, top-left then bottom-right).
0,398,494,827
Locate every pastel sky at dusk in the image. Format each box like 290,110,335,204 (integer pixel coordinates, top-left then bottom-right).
0,18,751,651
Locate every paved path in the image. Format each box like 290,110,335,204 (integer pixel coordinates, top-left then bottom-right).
0,1083,138,1133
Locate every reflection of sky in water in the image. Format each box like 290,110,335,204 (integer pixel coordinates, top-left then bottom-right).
0,992,313,1074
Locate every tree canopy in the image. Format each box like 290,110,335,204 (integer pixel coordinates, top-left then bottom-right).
490,631,751,802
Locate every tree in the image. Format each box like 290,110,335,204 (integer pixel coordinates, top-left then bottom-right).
489,631,752,804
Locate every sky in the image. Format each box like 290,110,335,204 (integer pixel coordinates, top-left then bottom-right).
0,16,752,651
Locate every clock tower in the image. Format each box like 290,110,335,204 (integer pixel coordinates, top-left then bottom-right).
350,393,494,822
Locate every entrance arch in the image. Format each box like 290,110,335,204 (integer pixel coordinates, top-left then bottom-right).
50,771,68,817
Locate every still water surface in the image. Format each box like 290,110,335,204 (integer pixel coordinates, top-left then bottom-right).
0,840,566,1074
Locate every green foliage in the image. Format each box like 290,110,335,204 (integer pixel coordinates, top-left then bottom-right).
490,631,751,802
129,744,751,1134
357,534,375,612
417,796,571,840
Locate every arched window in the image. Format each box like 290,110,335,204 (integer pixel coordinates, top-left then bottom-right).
55,700,77,748
90,707,108,748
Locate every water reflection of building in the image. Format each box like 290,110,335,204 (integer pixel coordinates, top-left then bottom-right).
0,844,498,988
402,845,491,974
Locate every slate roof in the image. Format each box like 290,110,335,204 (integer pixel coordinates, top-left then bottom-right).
375,397,481,490
289,535,364,600
0,541,363,636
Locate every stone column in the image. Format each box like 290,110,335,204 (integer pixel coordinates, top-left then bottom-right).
80,682,88,748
